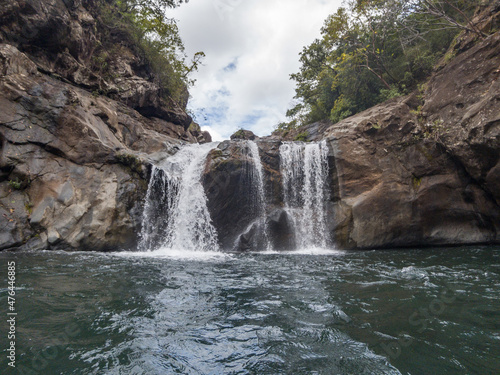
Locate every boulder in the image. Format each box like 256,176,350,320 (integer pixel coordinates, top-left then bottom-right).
230,129,257,141
203,139,285,250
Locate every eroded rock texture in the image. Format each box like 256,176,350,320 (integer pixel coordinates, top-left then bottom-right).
203,21,500,250
319,20,500,249
0,0,204,251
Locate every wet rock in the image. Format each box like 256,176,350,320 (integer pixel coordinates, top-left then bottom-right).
0,43,193,251
267,209,295,250
203,141,259,249
230,129,257,141
202,138,288,250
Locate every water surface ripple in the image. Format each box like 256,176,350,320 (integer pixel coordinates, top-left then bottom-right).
0,246,498,374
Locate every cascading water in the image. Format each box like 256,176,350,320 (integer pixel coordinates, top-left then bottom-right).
139,143,219,252
140,139,329,252
236,140,270,250
280,141,330,248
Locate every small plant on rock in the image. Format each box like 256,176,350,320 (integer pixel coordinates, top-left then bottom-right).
294,132,309,142
8,180,22,190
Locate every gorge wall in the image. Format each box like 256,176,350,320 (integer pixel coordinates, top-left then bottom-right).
0,0,209,251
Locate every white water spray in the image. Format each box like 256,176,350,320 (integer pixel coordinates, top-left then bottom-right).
280,141,329,248
237,140,270,250
139,143,219,252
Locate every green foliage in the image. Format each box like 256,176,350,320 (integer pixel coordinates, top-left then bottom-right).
96,0,203,104
210,149,223,159
8,180,22,190
294,132,309,142
412,175,422,190
273,120,299,136
188,122,201,132
232,129,246,138
330,95,354,124
287,0,481,127
25,202,33,215
379,86,403,102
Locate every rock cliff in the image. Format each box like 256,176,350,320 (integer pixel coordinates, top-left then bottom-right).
318,4,500,249
0,0,206,251
203,3,500,250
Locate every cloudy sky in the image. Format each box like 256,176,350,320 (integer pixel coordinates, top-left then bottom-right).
168,0,342,141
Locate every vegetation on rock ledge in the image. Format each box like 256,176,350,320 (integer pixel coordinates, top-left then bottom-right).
283,0,484,129
95,0,204,104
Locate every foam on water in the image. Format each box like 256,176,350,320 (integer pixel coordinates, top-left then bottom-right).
113,248,232,261
255,247,345,256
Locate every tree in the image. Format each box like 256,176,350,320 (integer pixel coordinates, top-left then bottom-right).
412,0,485,38
285,0,482,128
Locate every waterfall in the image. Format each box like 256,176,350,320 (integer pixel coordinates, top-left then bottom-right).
236,140,270,250
280,141,329,248
138,165,178,251
139,139,329,252
139,143,219,252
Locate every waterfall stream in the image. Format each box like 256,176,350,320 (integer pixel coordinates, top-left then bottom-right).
140,140,329,252
235,140,270,250
139,143,219,252
280,141,329,248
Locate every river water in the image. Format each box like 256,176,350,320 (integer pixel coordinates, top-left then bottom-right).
1,246,499,374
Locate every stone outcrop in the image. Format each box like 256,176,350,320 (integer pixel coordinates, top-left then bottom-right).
202,139,283,250
0,0,193,128
230,129,257,141
203,17,500,250
317,16,500,249
0,0,206,251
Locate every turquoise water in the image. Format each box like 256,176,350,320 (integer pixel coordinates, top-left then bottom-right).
1,246,499,374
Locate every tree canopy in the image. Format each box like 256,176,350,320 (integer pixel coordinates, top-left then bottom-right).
282,0,483,129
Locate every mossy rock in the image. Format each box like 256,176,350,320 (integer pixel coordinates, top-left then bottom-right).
294,132,309,142
230,129,256,140
115,153,144,176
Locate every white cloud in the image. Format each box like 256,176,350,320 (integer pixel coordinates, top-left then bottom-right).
169,0,342,140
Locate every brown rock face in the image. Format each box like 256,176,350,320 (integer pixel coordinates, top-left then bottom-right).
319,30,500,249
0,41,200,251
0,0,192,127
202,139,285,250
421,34,500,205
202,27,500,250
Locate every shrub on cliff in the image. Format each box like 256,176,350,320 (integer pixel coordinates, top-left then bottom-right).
96,0,204,104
